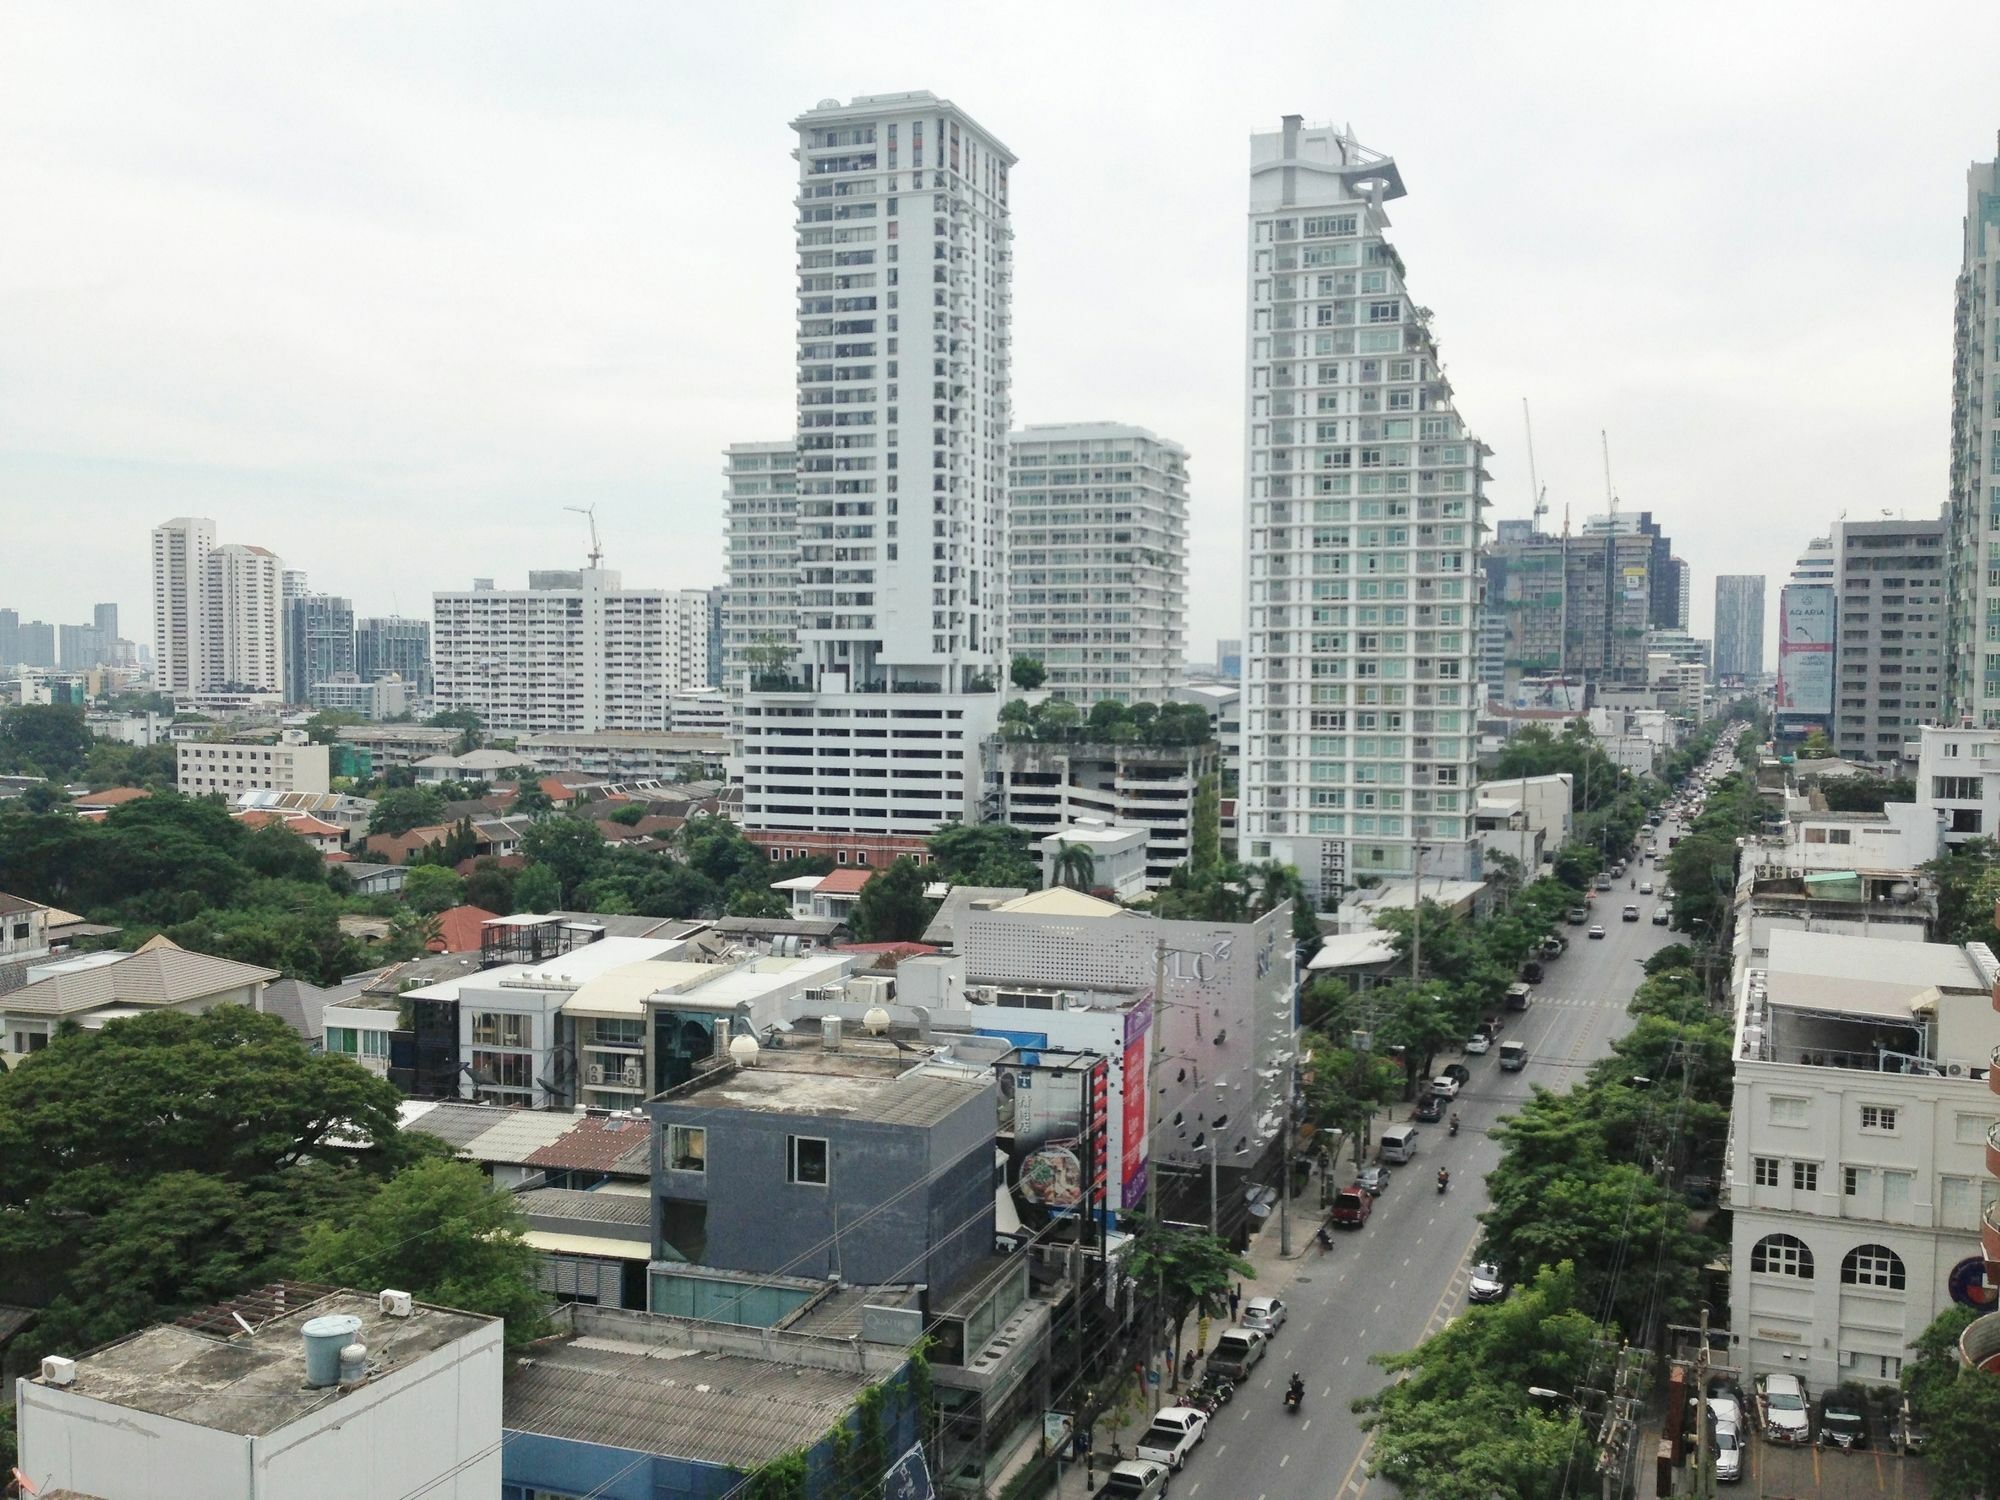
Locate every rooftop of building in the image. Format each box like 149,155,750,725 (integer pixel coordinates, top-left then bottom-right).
921,886,1028,948
34,1285,494,1437
1762,929,1983,1019
4,937,277,1017
991,888,1123,919
1038,822,1147,848
658,1048,990,1127
400,935,689,1002
503,1333,881,1469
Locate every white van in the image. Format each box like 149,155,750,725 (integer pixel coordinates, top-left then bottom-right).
1380,1124,1420,1163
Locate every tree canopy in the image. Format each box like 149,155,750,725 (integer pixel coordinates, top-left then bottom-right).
847,857,935,943
1902,1305,2000,1500
998,697,1214,748
926,823,1039,888
0,703,94,780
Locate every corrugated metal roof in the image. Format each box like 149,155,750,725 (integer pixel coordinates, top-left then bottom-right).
460,1110,582,1163
504,1340,879,1468
522,1115,652,1174
404,1101,523,1149
517,1187,651,1227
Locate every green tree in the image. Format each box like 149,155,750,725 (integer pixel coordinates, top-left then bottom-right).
926,823,1040,887
512,862,562,914
605,801,647,826
1924,840,2000,947
847,856,935,943
1051,840,1096,892
241,821,326,883
520,816,608,905
513,781,556,816
1189,771,1221,879
369,785,449,836
303,710,365,744
402,864,467,916
0,703,94,778
293,1157,548,1348
462,857,517,915
1300,1027,1404,1170
1008,656,1047,691
1899,1304,2000,1499
1122,1217,1253,1380
1356,1264,1597,1500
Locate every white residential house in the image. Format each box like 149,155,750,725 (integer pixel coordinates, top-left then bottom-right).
1,937,278,1063
1724,927,2000,1389
1038,819,1149,903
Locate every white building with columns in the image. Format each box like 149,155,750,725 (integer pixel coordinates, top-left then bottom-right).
738,92,1014,836
1238,117,1490,908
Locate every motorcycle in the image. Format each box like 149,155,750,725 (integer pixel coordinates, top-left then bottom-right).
1193,1372,1235,1408
1437,1169,1451,1195
1284,1378,1304,1415
1316,1225,1334,1253
1449,1114,1460,1138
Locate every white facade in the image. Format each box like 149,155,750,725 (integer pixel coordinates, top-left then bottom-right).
432,570,710,736
1037,820,1150,902
177,734,332,797
517,730,726,781
1724,928,2000,1389
1743,803,1944,878
17,1291,503,1500
992,737,1217,889
1239,118,1488,909
1173,681,1242,790
669,686,730,736
204,543,285,693
1007,422,1189,703
739,92,1014,836
150,517,214,695
1831,518,1946,761
1945,144,2000,726
309,673,410,721
1475,771,1573,868
1916,722,2000,847
721,441,800,696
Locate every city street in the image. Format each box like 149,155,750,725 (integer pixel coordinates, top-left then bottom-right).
1080,814,1690,1500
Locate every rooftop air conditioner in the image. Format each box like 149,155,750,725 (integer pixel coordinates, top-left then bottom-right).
40,1356,76,1387
621,1062,642,1087
378,1289,413,1318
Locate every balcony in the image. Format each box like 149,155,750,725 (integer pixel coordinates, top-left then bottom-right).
1960,1308,2000,1374
1984,1195,2000,1280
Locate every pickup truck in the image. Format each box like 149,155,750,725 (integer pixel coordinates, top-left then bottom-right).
1205,1327,1267,1382
1096,1459,1170,1499
1134,1406,1207,1470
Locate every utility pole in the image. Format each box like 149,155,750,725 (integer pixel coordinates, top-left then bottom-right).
1147,939,1166,1230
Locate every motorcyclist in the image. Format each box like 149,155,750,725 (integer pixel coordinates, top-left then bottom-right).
1437,1167,1451,1192
1449,1111,1461,1137
1287,1373,1305,1407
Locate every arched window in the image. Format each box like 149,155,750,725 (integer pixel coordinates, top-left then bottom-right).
1840,1244,1906,1291
1751,1233,1814,1279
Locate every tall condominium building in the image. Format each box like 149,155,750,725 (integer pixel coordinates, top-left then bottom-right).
93,603,117,641
202,544,285,693
57,623,109,668
720,440,800,702
151,517,215,693
1483,529,1662,691
355,616,433,696
1945,138,2000,725
1006,421,1189,703
0,610,16,667
1670,555,1691,630
14,620,56,669
1239,118,1489,903
432,570,709,735
1713,575,1766,679
1831,518,1945,760
705,585,724,688
1791,534,1836,586
285,593,355,705
738,92,1014,836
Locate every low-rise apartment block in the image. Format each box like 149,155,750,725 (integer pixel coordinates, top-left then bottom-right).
176,731,331,797
991,735,1218,889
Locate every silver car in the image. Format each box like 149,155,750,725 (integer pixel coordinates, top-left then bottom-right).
1241,1295,1288,1334
1467,1263,1507,1303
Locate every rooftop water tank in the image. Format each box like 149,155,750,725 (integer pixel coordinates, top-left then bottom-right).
302,1313,363,1389
729,1033,761,1067
863,1006,892,1035
822,1014,843,1051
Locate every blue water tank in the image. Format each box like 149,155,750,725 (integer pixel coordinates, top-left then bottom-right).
301,1314,363,1388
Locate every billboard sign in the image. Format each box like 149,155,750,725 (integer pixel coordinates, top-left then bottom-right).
1121,1000,1150,1209
1006,1055,1111,1216
1775,584,1834,716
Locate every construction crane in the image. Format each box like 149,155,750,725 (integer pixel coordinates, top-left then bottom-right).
1600,429,1617,523
1521,398,1548,536
564,505,603,569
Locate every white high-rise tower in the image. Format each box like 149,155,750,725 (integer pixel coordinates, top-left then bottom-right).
151,517,214,695
738,92,1014,835
1239,118,1489,908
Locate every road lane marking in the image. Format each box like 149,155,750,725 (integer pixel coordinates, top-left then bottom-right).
1321,1385,1331,1397
1280,1453,1290,1468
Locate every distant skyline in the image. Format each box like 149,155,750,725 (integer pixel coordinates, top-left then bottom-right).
4,4,1998,664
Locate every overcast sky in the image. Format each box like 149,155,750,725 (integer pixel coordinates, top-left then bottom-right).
5,2,1999,662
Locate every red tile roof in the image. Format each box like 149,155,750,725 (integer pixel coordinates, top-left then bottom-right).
76,786,151,808
522,1115,652,1175
428,904,501,954
816,868,877,896
539,777,578,803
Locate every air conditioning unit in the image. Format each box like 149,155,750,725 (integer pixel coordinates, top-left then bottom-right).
378,1289,413,1318
588,1064,605,1085
621,1063,642,1087
40,1356,76,1387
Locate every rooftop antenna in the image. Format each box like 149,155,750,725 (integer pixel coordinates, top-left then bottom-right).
564,505,603,569
1522,398,1548,536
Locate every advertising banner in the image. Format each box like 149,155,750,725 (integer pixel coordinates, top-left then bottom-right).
1776,584,1834,715
1121,1000,1151,1209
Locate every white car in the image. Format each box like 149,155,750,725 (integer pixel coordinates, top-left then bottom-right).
1756,1372,1810,1444
1241,1295,1287,1334
1638,881,1654,895
1134,1407,1207,1471
1712,1422,1743,1483
1428,1074,1462,1100
1099,1459,1171,1498
1588,925,1606,940
1467,1263,1507,1302
1464,1033,1491,1055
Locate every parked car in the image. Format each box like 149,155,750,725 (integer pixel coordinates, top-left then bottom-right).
1519,960,1544,984
1412,1093,1447,1122
1652,908,1670,926
1538,935,1567,957
1706,1392,1743,1433
1441,1063,1470,1085
1594,876,1613,891
1464,1032,1491,1055
1429,1074,1462,1100
1888,1404,1926,1452
1241,1295,1288,1335
1205,1328,1267,1382
1756,1372,1811,1444
1353,1164,1392,1196
1467,1263,1507,1302
1712,1422,1743,1484
1588,925,1606,940
1498,1040,1527,1070
1817,1386,1870,1449
1097,1459,1170,1499
1135,1406,1208,1470
1329,1187,1373,1228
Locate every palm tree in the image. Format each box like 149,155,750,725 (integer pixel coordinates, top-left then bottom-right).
1052,841,1096,892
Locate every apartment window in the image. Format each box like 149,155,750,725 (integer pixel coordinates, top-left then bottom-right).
325,1027,389,1059
1858,1104,1897,1132
1844,1165,1874,1199
787,1135,830,1186
1753,1156,1779,1187
1932,775,1982,799
1839,1244,1906,1291
1750,1233,1814,1279
1957,1113,1992,1145
471,1012,528,1048
1791,1161,1819,1192
666,1125,707,1173
1767,1095,1807,1126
